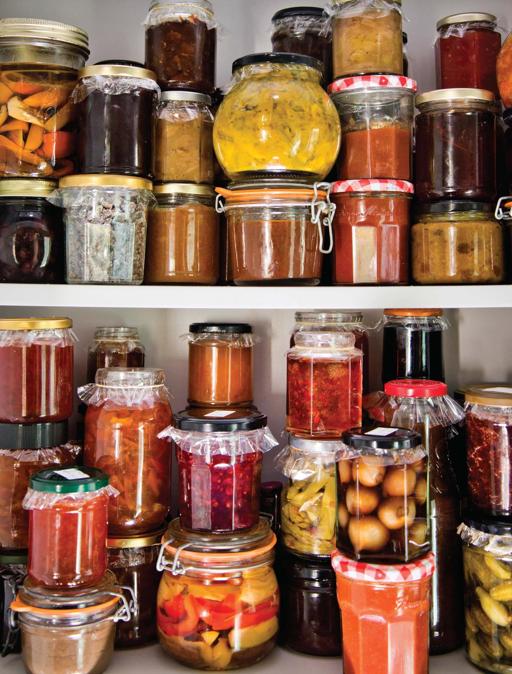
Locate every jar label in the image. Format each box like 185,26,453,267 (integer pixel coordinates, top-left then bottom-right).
203,410,236,418
366,427,400,436
53,468,92,480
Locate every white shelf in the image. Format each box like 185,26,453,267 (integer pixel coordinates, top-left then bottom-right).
1,284,512,310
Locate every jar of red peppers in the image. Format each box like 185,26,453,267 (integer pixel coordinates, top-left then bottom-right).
86,327,145,383
80,368,173,536
23,466,117,590
156,518,279,670
162,408,277,533
0,318,75,424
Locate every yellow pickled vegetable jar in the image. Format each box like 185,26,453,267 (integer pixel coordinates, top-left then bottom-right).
213,53,341,182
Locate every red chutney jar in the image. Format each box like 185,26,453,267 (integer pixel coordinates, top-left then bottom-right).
23,466,117,589
331,180,413,285
287,331,362,438
162,408,277,533
0,317,75,423
436,13,501,98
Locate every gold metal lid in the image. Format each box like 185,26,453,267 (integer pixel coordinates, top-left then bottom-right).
416,88,495,107
154,183,215,197
0,18,89,53
0,179,57,198
59,175,152,190
384,308,443,317
0,318,72,330
108,527,166,549
465,385,512,407
437,12,496,30
79,64,157,81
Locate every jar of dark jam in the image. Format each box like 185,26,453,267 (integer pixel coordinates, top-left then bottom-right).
503,109,512,195
86,327,145,383
277,550,341,656
415,89,497,203
144,0,217,93
0,552,26,655
0,179,63,283
76,62,159,177
271,7,332,83
381,309,448,386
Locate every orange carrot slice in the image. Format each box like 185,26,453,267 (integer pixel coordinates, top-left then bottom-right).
7,129,24,147
24,124,44,151
0,82,12,104
23,87,70,109
0,120,29,133
0,134,47,166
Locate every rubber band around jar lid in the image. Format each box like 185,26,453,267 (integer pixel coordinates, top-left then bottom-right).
161,533,277,564
10,595,119,617
215,186,327,203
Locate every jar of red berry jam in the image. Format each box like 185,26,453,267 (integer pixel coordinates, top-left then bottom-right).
161,408,277,533
286,331,363,438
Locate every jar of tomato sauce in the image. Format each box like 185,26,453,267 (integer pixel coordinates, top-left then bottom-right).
331,179,413,285
81,368,173,536
0,318,75,423
23,466,117,589
331,550,435,674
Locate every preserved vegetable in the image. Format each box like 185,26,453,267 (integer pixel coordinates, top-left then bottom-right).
87,327,145,383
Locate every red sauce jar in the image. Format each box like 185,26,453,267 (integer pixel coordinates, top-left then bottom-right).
331,180,413,285
0,318,75,423
436,13,501,98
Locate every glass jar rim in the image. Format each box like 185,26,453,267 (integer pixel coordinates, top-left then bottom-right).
95,367,165,387
465,385,512,407
93,326,140,340
159,90,211,104
295,310,363,324
232,51,323,74
108,527,166,549
293,331,356,349
416,88,495,109
217,185,326,205
436,12,496,30
0,17,89,53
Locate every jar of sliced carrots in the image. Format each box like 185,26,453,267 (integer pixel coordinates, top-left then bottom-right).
0,18,89,178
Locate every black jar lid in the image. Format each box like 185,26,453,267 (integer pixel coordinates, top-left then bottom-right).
416,201,494,216
272,6,327,21
0,421,68,450
95,59,145,67
342,426,422,450
232,52,323,74
279,549,336,583
189,322,252,334
464,512,512,536
174,408,267,432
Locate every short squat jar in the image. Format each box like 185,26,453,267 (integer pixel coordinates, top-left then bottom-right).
87,327,145,383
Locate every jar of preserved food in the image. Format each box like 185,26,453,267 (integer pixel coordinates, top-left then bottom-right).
144,0,216,93
329,75,416,181
436,13,501,97
75,62,159,177
271,7,332,83
402,32,408,76
503,111,512,195
23,466,117,589
338,427,429,563
0,421,80,551
214,54,340,182
87,327,145,383
413,202,504,285
277,550,340,656
216,184,335,285
380,309,448,385
187,323,254,408
0,18,89,178
50,175,154,284
0,317,75,424
0,179,63,283
332,550,435,674
162,408,277,533
331,179,413,285
107,529,164,648
330,0,403,78
0,552,26,655
260,482,282,534
154,91,214,183
80,368,173,536
145,184,218,284
287,331,363,438
157,518,278,670
498,33,512,108
277,436,343,556
415,89,497,203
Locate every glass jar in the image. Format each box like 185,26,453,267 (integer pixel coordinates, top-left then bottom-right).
163,408,277,532
80,368,173,536
107,529,163,648
145,184,218,284
0,179,63,283
0,552,26,655
331,179,413,285
503,110,512,194
87,327,145,383
498,34,512,107
0,318,75,424
260,482,282,534
330,0,403,78
415,89,497,203
277,550,340,656
154,91,214,183
75,62,159,177
0,421,80,551
330,75,416,181
287,332,363,438
23,467,115,589
380,309,448,385
0,18,89,178
187,323,254,408
436,13,501,97
157,518,278,670
144,0,216,93
277,436,342,557
402,32,408,76
213,54,340,182
271,8,332,83
413,202,504,284
332,550,435,674
51,174,154,285
338,427,429,563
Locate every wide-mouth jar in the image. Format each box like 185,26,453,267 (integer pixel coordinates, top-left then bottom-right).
86,327,145,384
156,518,279,670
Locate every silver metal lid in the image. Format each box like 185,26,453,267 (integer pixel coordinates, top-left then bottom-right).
0,17,89,53
160,90,212,105
437,12,496,30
